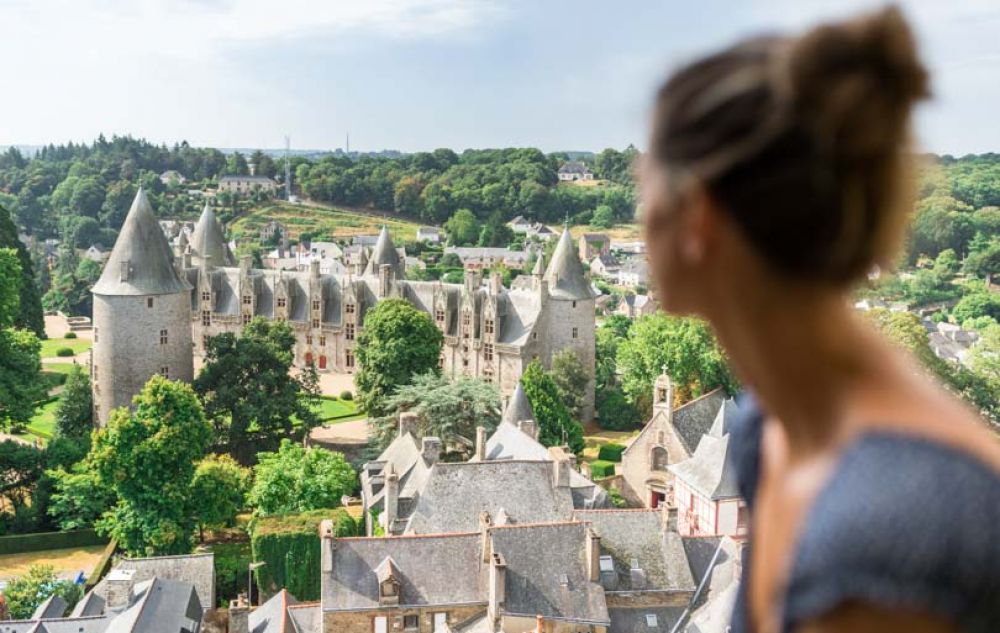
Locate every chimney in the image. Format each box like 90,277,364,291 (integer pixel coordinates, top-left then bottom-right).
240,255,252,276
384,464,399,533
661,504,678,533
629,559,647,590
490,271,503,294
518,419,538,440
475,426,487,461
480,510,493,563
105,568,136,610
320,519,336,572
228,593,249,633
586,528,601,582
398,412,418,437
310,259,320,278
488,552,507,624
553,457,570,489
535,615,545,633
421,436,442,466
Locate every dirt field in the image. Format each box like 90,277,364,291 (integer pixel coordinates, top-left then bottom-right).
0,545,107,581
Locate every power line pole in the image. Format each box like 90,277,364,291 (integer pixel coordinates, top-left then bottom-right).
284,135,291,201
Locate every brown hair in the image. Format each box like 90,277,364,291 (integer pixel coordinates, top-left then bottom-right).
651,6,930,283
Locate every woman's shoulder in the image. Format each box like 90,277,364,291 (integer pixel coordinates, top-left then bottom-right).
785,432,1000,633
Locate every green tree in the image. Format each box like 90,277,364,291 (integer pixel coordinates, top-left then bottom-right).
369,372,500,451
478,210,514,247
594,319,641,430
520,361,584,453
444,208,479,245
0,204,44,337
91,376,212,556
0,327,45,431
190,453,250,541
591,204,614,229
550,349,589,420
963,234,1000,280
195,318,319,458
355,299,443,418
4,565,82,619
910,196,976,260
55,364,93,438
248,439,355,516
46,463,115,530
617,314,736,417
953,288,1000,323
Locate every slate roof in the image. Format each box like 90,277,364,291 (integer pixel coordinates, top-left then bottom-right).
322,533,485,610
287,604,321,633
544,229,597,301
249,589,299,633
31,595,67,619
94,552,215,613
403,461,576,534
189,203,235,266
363,226,404,278
609,607,687,633
682,537,742,633
363,431,433,513
69,591,106,618
501,382,534,427
623,389,725,460
572,509,695,593
558,161,591,175
92,188,191,296
220,175,275,183
669,399,745,500
490,522,609,625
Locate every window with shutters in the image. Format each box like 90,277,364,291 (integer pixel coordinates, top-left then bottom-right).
306,335,313,345
319,336,326,346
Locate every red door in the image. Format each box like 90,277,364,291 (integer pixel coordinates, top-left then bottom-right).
305,352,313,366
319,355,327,370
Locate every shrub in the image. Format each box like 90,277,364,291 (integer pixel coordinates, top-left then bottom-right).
4,564,83,619
597,443,626,462
340,390,353,401
250,508,358,601
56,347,74,357
590,460,616,478
608,488,628,508
64,332,77,339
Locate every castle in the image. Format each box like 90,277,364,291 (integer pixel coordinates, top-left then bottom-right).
91,189,597,424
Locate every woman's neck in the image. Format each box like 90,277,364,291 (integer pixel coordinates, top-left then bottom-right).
706,275,880,454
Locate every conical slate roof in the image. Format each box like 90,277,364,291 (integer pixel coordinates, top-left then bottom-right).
92,188,191,296
532,252,546,276
502,382,535,426
543,228,597,300
190,202,234,266
363,226,403,278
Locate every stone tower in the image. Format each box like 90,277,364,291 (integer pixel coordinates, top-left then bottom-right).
541,227,598,420
91,188,193,425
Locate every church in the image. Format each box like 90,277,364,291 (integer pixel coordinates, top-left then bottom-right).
90,189,597,424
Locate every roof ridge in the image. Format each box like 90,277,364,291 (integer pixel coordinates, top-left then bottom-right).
334,531,479,542
487,520,587,531
674,387,725,411
122,552,214,561
573,508,660,513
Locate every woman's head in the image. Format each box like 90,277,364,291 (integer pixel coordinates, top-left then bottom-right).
642,6,929,314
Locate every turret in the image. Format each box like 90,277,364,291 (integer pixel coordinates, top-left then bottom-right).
91,188,193,425
502,382,538,439
189,202,235,267
363,226,404,279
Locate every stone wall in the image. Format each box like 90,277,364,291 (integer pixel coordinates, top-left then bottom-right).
323,604,486,633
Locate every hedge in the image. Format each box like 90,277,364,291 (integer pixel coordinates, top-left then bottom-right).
589,460,616,479
597,443,626,462
56,347,75,357
0,528,109,556
250,508,359,601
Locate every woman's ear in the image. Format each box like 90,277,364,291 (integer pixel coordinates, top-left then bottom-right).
679,184,719,267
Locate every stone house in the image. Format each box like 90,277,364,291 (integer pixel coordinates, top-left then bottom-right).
219,174,277,194
620,373,726,508
507,215,534,234
444,246,530,270
91,190,597,424
416,226,442,243
614,294,658,320
590,253,621,280
159,169,187,185
617,258,649,288
558,161,595,181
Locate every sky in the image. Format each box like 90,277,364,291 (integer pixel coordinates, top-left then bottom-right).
1,0,998,155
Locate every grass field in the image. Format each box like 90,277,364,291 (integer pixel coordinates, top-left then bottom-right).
311,396,360,421
26,399,59,439
231,202,423,243
40,337,92,358
42,362,81,376
568,223,642,241
0,544,107,581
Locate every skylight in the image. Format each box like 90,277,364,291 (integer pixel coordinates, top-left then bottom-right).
645,614,658,627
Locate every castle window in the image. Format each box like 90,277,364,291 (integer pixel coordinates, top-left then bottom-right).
312,318,320,328
242,314,252,325
277,296,286,308
572,327,578,339
94,327,98,343
484,343,494,361
438,354,444,368
462,312,471,338
160,329,168,345
319,336,326,346
306,335,313,345
346,350,355,368
202,290,211,302
572,301,577,308
93,365,98,381
403,615,418,631
532,332,538,340
202,335,209,349
346,323,355,340
160,366,169,378
242,295,252,306
312,299,321,311
435,309,445,323
94,404,100,419
484,319,494,335
202,310,211,326
346,303,356,314
147,297,154,308
651,446,669,472
483,367,493,383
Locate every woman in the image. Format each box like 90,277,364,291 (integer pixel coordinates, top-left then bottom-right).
641,6,1000,633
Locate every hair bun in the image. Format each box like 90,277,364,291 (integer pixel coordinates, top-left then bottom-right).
784,5,930,157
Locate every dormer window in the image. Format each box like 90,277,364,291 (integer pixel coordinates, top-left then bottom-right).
242,295,252,306
346,303,356,314
484,319,494,335
645,614,658,628
277,296,286,308
376,557,401,606
435,309,445,323
120,261,131,282
201,290,211,302
599,555,614,573
312,299,321,311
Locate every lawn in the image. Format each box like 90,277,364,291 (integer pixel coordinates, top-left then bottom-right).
311,396,359,421
42,362,82,376
230,201,424,243
40,337,92,358
568,223,642,241
0,544,107,581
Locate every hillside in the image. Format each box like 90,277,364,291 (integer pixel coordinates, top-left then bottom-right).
229,201,423,243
